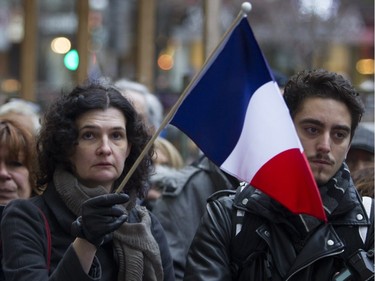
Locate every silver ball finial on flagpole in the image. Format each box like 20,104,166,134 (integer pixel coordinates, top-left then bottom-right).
241,2,252,15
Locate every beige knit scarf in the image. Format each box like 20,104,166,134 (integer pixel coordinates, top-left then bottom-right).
53,168,164,281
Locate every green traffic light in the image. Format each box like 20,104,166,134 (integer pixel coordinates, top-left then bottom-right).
64,49,79,71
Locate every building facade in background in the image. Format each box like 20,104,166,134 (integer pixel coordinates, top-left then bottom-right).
0,0,373,132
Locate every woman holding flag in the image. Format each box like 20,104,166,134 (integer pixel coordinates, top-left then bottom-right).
0,81,175,281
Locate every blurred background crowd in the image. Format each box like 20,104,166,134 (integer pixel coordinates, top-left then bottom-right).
0,0,373,162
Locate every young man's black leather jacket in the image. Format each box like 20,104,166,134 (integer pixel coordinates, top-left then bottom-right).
183,181,374,281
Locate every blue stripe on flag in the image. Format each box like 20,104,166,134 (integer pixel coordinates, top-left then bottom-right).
171,18,273,165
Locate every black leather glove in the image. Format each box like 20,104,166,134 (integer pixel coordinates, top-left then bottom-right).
71,193,129,247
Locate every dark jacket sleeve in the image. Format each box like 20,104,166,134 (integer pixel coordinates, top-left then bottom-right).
183,194,234,281
149,212,176,281
151,160,235,281
1,199,98,281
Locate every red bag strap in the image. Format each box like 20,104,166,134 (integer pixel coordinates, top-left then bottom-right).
37,207,52,272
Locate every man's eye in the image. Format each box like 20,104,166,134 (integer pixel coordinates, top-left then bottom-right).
334,131,348,140
305,127,318,135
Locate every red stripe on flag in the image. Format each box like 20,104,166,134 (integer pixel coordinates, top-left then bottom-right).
251,148,326,221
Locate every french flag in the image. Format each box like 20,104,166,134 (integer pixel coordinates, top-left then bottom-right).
170,15,326,221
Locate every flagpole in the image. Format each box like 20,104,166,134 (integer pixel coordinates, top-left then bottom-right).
115,2,252,193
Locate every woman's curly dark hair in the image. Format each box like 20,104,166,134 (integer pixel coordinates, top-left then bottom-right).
283,69,365,140
36,81,153,204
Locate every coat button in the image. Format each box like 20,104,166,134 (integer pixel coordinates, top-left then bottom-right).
356,214,364,221
327,240,334,246
242,198,248,205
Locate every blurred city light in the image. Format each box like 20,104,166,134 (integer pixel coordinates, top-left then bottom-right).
356,59,374,75
8,11,24,43
89,0,108,10
51,37,71,54
158,54,174,71
64,49,79,71
1,79,21,93
298,0,338,20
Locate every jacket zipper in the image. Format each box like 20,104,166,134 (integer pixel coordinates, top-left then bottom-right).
285,249,345,280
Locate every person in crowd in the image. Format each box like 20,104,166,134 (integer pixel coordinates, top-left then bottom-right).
0,117,37,206
152,155,239,281
0,98,41,135
347,125,374,198
351,165,374,198
346,124,374,173
183,69,374,281
0,117,38,281
147,137,184,203
114,78,164,134
1,82,174,280
153,137,184,169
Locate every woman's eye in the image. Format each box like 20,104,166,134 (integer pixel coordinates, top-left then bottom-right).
112,132,124,140
82,132,94,140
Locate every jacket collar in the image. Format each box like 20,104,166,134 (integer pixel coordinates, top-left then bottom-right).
233,163,370,232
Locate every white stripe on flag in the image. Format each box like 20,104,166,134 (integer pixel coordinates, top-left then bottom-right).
221,81,304,182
